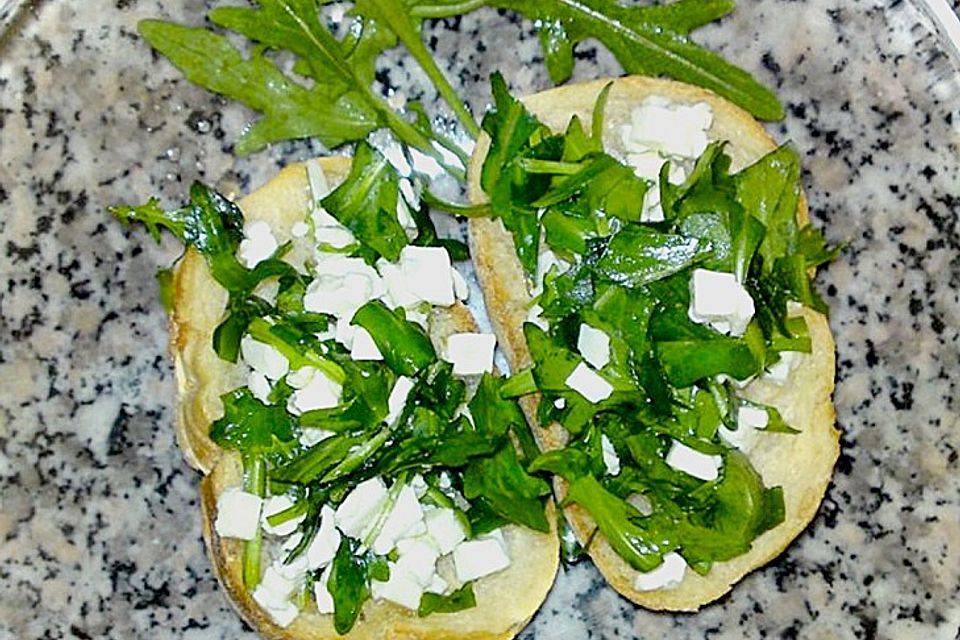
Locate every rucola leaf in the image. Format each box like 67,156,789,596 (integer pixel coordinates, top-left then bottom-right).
487,0,783,120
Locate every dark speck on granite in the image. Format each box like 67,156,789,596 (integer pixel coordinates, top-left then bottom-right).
2,1,960,639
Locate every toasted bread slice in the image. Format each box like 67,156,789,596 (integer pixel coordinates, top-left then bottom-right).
172,158,559,637
467,76,839,610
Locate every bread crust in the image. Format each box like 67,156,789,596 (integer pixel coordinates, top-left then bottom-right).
172,158,559,637
467,76,839,610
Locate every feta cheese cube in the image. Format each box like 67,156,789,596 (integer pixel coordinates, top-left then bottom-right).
453,533,511,582
370,565,424,611
238,220,278,268
565,362,614,403
526,303,549,330
273,554,309,584
335,477,389,540
306,159,332,201
764,351,801,384
601,434,621,476
424,507,467,555
620,97,713,159
386,376,416,426
665,440,722,481
307,505,341,570
396,191,417,233
410,474,429,498
425,574,448,595
214,488,263,540
634,552,687,591
252,564,300,628
451,267,470,301
687,269,755,337
553,397,566,410
315,225,356,249
376,258,420,309
719,405,768,449
350,327,383,361
303,257,385,318
314,564,335,614
287,367,342,415
299,428,335,448
394,536,441,587
536,249,571,287
241,337,289,381
577,324,611,370
291,221,310,238
261,495,304,537
247,371,272,404
399,246,455,306
445,333,497,376
372,485,427,555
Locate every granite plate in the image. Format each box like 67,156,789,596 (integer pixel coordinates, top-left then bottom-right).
1,1,959,638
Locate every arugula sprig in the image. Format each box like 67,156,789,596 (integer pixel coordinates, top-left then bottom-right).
486,0,782,120
139,0,782,174
139,4,464,175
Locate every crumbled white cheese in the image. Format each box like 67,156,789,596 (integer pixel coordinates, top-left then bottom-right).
261,495,304,537
214,488,263,540
451,267,470,301
601,434,621,476
334,316,355,349
665,440,722,481
764,351,801,384
453,531,511,582
303,257,385,318
238,220,278,268
410,474,429,498
620,97,714,160
291,221,310,238
536,249,571,289
398,246,455,306
370,563,425,611
282,532,304,553
444,333,497,376
372,485,427,555
394,536,441,586
554,397,566,410
425,574,448,595
314,564,335,614
634,552,688,591
306,160,356,249
241,336,289,381
565,362,614,403
287,367,342,415
370,530,444,611
688,268,755,337
350,327,383,361
624,149,684,183
376,258,420,309
719,404,768,449
577,324,611,370
424,507,467,555
247,371,272,404
273,554,309,584
386,376,416,426
335,477,389,540
315,224,356,249
396,185,418,234
299,428,335,449
252,564,299,628
307,505,341,570
526,303,549,330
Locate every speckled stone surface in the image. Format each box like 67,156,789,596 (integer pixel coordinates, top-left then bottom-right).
1,1,959,638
